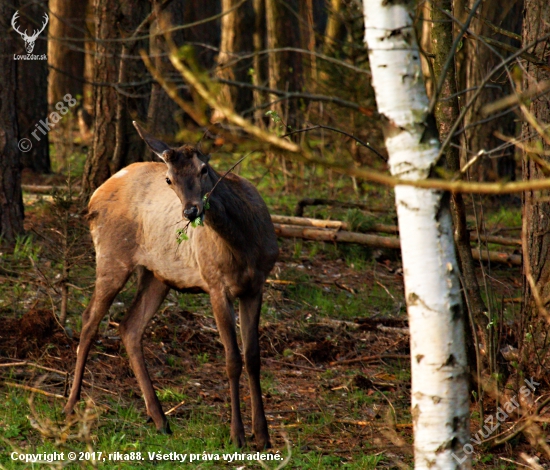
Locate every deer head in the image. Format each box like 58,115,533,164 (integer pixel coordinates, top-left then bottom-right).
11,11,49,54
133,121,212,222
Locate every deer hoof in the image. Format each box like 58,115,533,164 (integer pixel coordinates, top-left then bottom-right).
252,434,271,450
147,415,172,434
62,403,75,416
251,429,271,450
158,421,172,435
231,432,246,448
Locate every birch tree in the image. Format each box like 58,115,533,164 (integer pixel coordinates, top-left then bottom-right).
363,1,471,468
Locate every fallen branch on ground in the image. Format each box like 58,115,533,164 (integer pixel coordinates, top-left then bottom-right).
272,214,397,234
265,358,323,372
22,184,78,194
271,215,521,246
273,223,400,249
272,223,522,266
329,354,409,366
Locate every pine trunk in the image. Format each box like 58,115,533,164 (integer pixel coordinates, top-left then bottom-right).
215,0,253,117
80,0,119,200
430,0,489,372
521,0,550,339
146,0,185,145
265,0,302,127
455,0,522,181
16,0,50,173
252,0,266,126
364,1,470,467
323,0,343,55
111,0,149,171
0,0,25,241
181,0,220,71
47,0,85,105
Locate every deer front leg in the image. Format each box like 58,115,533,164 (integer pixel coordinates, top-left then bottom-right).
239,291,270,450
64,268,130,416
210,291,245,447
119,268,170,433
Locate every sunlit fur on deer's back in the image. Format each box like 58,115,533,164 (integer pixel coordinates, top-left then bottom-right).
88,162,278,298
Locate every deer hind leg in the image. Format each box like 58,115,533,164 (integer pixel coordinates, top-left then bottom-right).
210,291,245,447
239,291,270,450
64,264,131,415
118,267,170,433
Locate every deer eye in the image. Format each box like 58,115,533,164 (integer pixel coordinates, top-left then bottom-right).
200,166,208,176
165,177,172,185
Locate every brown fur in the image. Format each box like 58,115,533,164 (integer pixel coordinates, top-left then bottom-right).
64,140,278,450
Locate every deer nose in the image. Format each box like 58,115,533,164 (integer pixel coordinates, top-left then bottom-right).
183,206,199,220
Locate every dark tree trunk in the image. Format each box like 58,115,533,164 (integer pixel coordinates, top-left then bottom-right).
431,0,490,376
81,0,120,201
0,0,25,241
215,0,254,117
47,0,86,105
15,0,50,173
111,0,149,171
300,0,316,86
265,0,302,127
83,3,95,115
323,0,344,55
251,0,266,126
146,0,221,144
182,0,221,71
146,0,186,146
455,0,522,181
522,0,550,335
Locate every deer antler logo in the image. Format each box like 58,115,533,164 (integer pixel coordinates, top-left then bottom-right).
11,11,49,54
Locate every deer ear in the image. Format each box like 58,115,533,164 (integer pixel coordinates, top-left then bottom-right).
197,153,211,164
133,121,171,161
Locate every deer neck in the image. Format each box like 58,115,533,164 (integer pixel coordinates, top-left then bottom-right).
202,176,254,255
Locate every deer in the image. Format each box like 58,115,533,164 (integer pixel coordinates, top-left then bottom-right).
63,122,279,449
11,11,49,54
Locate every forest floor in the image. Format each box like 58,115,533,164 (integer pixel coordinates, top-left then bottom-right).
0,161,546,469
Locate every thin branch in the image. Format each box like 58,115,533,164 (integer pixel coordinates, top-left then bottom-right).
428,0,484,115
519,102,550,147
215,78,369,113
45,0,248,44
436,23,550,161
140,50,206,126
281,125,386,162
204,153,252,203
453,105,519,138
5,382,64,399
165,42,550,195
464,6,522,41
217,46,371,76
482,80,550,115
469,33,545,66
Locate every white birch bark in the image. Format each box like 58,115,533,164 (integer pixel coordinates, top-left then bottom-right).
363,1,471,468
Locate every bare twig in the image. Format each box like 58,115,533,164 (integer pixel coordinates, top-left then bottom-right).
329,354,409,366
482,80,550,116
464,6,521,41
265,358,323,372
165,400,186,416
0,361,67,376
165,37,550,195
428,0,484,115
5,382,64,399
281,124,387,162
218,78,369,114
